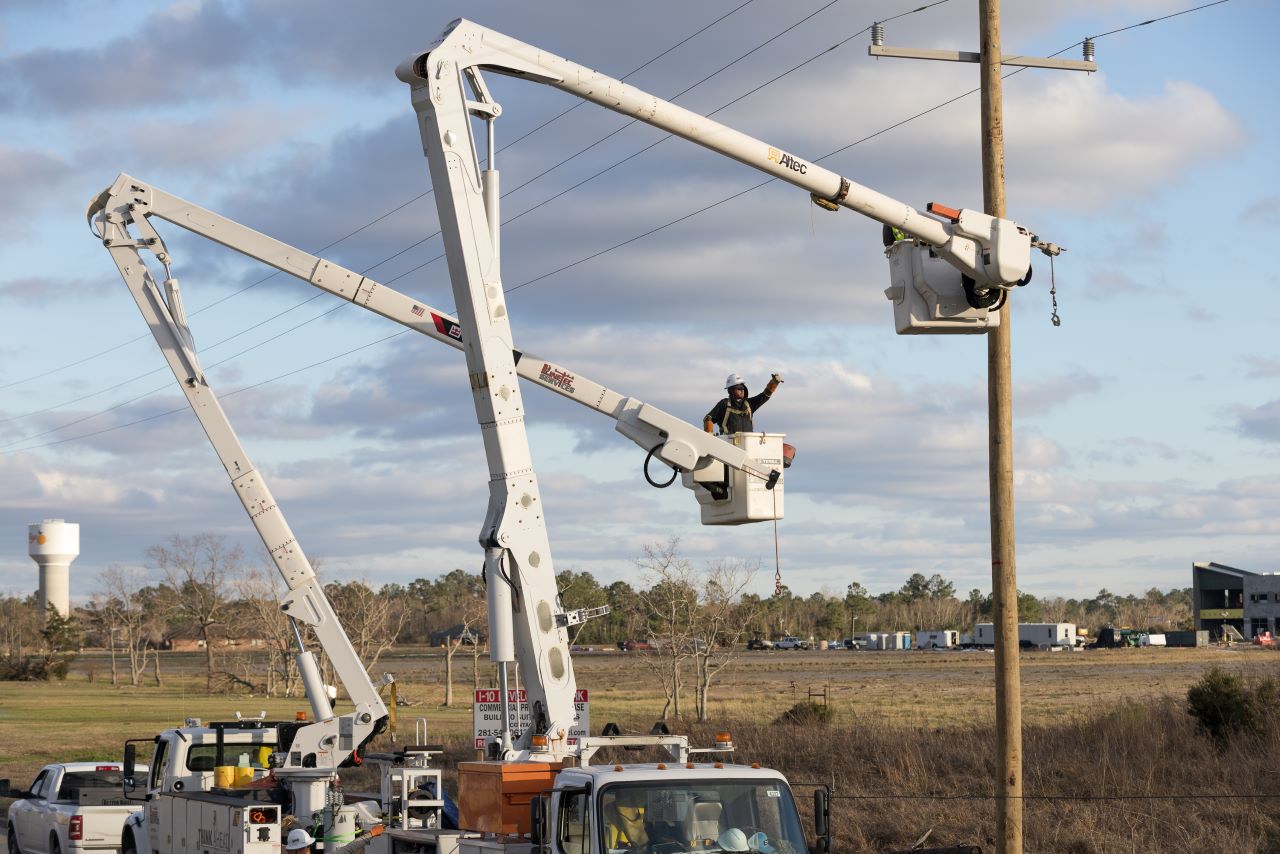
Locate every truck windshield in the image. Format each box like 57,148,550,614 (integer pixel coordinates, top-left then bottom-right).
599,780,806,854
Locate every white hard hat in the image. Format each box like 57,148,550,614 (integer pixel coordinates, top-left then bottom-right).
724,372,745,390
285,829,316,851
718,829,750,852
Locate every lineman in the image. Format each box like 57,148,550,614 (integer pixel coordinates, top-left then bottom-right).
703,372,782,435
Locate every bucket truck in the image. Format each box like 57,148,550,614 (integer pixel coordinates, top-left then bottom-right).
84,16,1065,854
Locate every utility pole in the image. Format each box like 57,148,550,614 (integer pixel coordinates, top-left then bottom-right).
869,8,1094,853
978,3,1022,850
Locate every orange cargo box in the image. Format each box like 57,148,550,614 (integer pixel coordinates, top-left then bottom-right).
457,761,563,835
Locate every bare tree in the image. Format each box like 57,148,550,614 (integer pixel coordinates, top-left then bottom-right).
149,533,242,691
636,539,698,720
691,559,757,722
442,598,487,707
326,579,410,674
236,566,299,697
91,566,164,687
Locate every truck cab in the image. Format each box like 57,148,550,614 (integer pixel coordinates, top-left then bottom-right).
543,765,812,854
121,723,286,854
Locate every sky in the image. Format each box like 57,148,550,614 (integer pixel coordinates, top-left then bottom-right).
1,0,1276,606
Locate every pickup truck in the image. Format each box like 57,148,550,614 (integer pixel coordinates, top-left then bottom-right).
775,636,810,650
5,763,145,854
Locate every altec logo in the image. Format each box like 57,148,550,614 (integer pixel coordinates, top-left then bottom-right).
767,146,808,175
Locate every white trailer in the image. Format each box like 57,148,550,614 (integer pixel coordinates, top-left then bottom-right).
915,630,960,649
866,632,912,650
972,623,1079,649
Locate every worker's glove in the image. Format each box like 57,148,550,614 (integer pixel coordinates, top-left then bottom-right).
771,372,783,384
703,419,715,434
369,826,385,838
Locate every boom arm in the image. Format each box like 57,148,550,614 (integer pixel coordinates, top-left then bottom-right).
87,175,776,503
90,187,389,783
395,19,1034,291
89,173,768,760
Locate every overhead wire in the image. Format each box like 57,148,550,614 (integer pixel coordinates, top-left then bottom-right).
1,0,763,395
7,0,1226,452
2,0,849,440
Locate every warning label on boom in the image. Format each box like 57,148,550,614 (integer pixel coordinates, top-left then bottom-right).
472,688,589,749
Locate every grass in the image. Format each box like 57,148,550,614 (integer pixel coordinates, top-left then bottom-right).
4,645,1277,851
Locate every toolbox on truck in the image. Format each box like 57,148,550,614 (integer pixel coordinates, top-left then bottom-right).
457,762,562,835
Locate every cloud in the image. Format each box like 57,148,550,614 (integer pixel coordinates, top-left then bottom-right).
1005,77,1246,210
1244,356,1280,379
0,3,256,114
1233,400,1280,443
1239,195,1280,224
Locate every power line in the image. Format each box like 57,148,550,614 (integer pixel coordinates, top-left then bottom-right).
11,330,411,453
11,1,1226,451
2,0,852,433
829,788,1280,804
1,0,764,394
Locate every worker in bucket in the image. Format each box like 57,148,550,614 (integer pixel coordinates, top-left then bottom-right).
703,372,782,435
284,825,384,854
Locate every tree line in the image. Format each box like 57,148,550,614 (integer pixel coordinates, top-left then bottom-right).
2,533,1194,717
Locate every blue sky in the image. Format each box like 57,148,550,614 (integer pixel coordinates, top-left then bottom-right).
1,0,1276,605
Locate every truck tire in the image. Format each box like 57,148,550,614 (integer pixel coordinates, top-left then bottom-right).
7,828,20,854
49,837,61,854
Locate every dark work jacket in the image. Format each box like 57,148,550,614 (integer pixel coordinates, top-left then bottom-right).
705,389,771,434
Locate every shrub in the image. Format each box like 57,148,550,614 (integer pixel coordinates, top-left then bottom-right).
774,701,833,725
1186,666,1276,740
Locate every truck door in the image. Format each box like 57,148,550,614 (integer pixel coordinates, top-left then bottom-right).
554,788,592,854
148,739,170,854
13,769,52,852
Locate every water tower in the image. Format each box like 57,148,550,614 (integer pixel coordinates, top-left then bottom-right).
28,519,79,620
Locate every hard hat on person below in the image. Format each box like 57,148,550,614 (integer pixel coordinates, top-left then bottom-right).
718,829,750,852
285,829,316,851
724,372,745,390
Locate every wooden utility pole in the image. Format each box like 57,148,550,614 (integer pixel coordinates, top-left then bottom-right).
979,3,1023,852
869,13,1091,854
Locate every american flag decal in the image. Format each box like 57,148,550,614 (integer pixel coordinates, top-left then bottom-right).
411,304,425,317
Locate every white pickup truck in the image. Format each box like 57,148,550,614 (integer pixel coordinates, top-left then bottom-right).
5,763,145,854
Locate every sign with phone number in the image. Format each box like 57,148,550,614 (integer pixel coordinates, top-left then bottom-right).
472,688,589,749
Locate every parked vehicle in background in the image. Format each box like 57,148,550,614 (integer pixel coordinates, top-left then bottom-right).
5,762,145,854
746,635,775,650
775,636,810,650
618,639,656,651
840,638,862,650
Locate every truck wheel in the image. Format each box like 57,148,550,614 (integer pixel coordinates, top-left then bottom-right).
49,837,61,854
121,830,138,854
7,828,20,854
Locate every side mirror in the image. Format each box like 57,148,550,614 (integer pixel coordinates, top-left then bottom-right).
813,787,831,854
123,744,137,788
529,794,548,848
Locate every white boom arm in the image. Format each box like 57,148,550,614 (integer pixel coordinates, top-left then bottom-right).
86,175,777,505
90,187,389,788
390,18,1035,760
88,174,767,760
396,18,1034,292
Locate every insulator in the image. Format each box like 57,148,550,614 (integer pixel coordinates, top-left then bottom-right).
871,23,884,47
1082,38,1095,63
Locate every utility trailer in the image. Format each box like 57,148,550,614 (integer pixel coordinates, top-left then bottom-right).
972,623,1081,650
915,630,960,649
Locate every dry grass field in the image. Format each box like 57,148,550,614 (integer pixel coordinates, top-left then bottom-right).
3,645,1278,852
